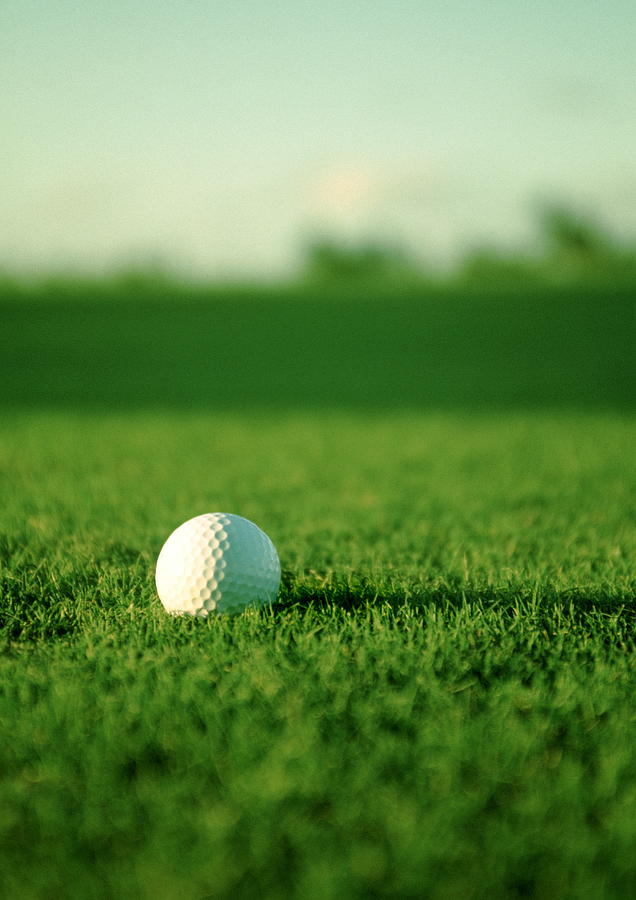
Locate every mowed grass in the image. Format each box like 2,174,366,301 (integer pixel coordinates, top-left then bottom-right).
1,409,635,898
1,281,635,897
2,282,634,411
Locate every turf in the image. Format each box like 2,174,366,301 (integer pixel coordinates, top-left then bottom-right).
1,284,635,897
1,409,635,898
1,282,633,410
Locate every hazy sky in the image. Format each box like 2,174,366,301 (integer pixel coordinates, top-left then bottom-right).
2,1,635,275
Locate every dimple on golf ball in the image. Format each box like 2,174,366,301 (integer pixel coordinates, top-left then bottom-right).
155,513,280,616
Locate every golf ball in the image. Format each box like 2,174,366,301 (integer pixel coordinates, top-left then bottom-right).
155,513,280,616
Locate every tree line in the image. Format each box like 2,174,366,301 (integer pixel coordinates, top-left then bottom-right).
302,206,636,286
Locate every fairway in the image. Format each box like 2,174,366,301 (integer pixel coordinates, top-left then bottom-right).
1,286,635,898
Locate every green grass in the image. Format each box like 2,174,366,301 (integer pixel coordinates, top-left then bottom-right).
1,410,635,898
1,282,634,410
1,283,635,897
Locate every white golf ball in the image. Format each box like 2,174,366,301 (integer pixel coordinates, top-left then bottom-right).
155,513,281,616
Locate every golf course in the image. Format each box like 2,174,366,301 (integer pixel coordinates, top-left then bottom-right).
1,279,634,898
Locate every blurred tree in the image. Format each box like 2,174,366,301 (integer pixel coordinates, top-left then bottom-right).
541,205,609,257
458,247,539,286
302,237,424,285
459,206,636,287
537,204,636,284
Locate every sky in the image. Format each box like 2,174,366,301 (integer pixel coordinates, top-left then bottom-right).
2,0,635,276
